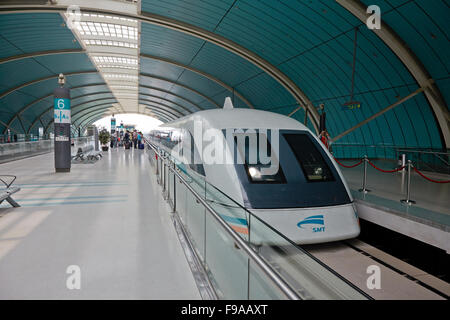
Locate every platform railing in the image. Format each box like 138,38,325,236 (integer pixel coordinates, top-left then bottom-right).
145,139,369,300
0,135,95,163
71,135,95,152
0,138,54,163
0,133,51,144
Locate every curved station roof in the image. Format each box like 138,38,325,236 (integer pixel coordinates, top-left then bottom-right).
0,0,448,158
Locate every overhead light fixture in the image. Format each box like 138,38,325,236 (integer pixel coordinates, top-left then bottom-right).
97,64,138,70
104,74,138,80
65,8,141,114
84,39,137,48
93,56,138,65
73,21,137,40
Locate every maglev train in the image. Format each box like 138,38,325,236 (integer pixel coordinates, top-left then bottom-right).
149,98,360,244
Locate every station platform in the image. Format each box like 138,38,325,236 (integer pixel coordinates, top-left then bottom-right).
0,148,201,299
339,160,450,253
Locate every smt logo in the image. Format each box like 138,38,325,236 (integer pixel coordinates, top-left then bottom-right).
297,215,325,233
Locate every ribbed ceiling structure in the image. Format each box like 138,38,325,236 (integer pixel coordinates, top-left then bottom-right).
0,0,448,159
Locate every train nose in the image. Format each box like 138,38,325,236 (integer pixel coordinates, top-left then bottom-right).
250,204,360,245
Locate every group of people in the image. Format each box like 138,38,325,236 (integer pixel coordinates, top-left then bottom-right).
124,130,144,149
111,129,145,149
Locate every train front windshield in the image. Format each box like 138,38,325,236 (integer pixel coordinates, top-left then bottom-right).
232,130,351,209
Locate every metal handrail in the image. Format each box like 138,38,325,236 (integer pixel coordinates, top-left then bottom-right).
145,140,301,300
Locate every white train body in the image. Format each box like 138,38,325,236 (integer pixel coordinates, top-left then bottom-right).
150,101,360,244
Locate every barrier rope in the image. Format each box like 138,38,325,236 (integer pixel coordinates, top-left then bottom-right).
367,160,406,173
334,154,449,184
413,167,450,184
333,157,363,168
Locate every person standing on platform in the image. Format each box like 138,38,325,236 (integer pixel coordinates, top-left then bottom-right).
124,131,130,149
132,130,138,149
137,131,142,149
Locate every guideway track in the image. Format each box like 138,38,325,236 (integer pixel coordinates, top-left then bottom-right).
303,239,449,300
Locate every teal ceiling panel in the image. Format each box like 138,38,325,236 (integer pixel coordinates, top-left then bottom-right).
72,98,117,114
0,1,447,157
189,42,262,87
33,53,96,75
140,57,185,79
139,87,199,112
71,93,115,106
142,0,232,32
139,74,215,107
206,88,247,109
0,59,54,93
177,69,225,98
139,0,447,156
235,72,296,110
436,78,450,112
71,84,110,97
139,94,189,115
140,23,204,65
0,13,80,59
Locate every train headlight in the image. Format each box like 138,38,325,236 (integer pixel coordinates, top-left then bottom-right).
314,167,323,175
248,166,262,179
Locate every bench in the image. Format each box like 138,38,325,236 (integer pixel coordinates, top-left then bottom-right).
0,175,21,207
72,145,102,163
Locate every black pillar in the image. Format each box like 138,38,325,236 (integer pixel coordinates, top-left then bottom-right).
54,87,71,172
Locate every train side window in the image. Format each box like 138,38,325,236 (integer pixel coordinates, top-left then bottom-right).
283,133,335,182
188,132,205,176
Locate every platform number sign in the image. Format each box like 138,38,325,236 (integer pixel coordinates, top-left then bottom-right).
54,98,71,124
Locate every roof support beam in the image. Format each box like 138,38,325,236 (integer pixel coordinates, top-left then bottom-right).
71,106,113,129
80,114,108,131
140,54,254,109
139,85,202,111
139,102,181,120
0,49,85,65
0,70,99,100
16,114,26,133
71,102,116,121
0,5,319,132
141,108,174,122
138,97,188,117
140,73,220,108
331,87,425,143
79,112,110,131
337,0,450,148
138,93,195,114
71,108,111,128
4,87,111,134
0,119,20,134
